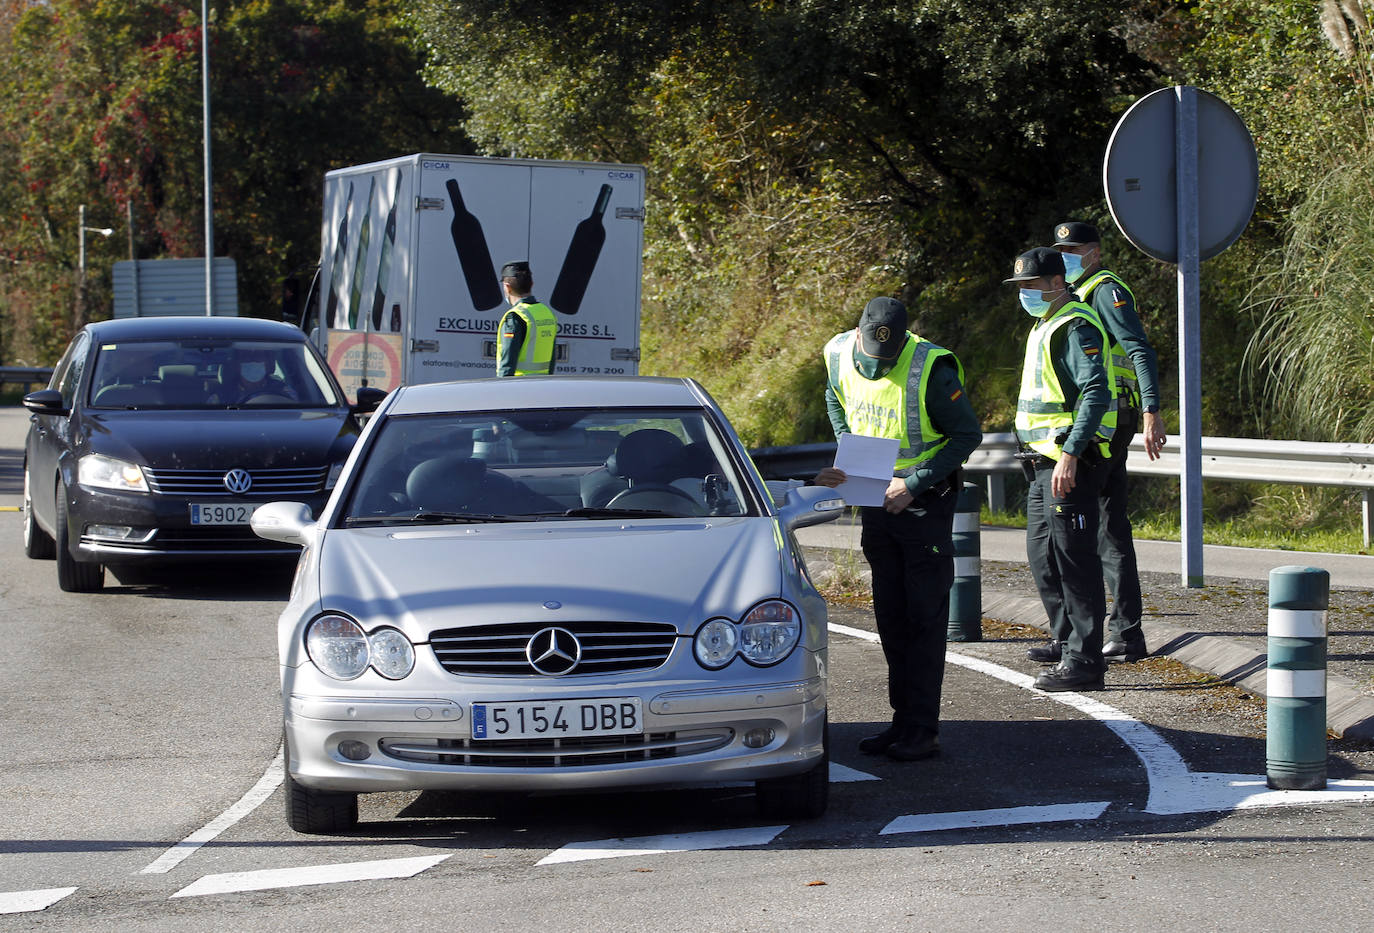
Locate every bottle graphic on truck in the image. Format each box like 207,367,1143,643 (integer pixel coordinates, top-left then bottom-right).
347,176,376,328
371,171,402,331
550,183,612,317
324,181,353,329
446,178,503,311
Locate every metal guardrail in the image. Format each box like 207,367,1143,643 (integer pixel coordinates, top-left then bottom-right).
0,367,53,393
751,432,1374,547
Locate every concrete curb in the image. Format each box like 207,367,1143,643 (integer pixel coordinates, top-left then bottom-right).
804,547,1374,742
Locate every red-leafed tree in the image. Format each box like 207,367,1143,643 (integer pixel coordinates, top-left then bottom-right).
0,0,469,365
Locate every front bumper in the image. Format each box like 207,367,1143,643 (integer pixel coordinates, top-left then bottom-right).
285,672,827,794
70,484,326,561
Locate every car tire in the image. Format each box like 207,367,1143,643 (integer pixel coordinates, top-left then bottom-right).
23,465,55,560
55,479,103,592
284,747,358,835
754,716,829,820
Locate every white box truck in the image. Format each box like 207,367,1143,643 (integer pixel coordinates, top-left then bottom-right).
308,153,645,400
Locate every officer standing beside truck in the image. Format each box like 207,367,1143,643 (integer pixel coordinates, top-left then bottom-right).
1052,221,1166,663
814,297,982,760
1006,247,1117,692
496,260,558,377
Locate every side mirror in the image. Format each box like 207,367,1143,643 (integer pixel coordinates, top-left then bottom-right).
353,385,387,414
776,483,846,530
251,500,316,547
22,389,68,416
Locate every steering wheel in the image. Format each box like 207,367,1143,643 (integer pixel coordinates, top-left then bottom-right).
606,484,705,516
240,391,293,405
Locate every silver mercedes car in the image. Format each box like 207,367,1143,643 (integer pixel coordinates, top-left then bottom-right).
252,376,843,834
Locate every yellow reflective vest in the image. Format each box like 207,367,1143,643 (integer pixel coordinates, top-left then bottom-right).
1015,302,1118,461
1074,270,1137,405
824,330,962,474
499,299,558,376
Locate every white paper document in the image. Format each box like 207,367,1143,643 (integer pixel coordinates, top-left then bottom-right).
832,433,899,507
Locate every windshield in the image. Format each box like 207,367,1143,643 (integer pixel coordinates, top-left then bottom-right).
341,408,756,524
88,339,340,409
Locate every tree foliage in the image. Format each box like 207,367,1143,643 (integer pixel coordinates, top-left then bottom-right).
0,0,469,364
413,0,1160,442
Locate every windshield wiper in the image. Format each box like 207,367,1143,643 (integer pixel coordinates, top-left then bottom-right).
411,510,535,524
561,506,674,519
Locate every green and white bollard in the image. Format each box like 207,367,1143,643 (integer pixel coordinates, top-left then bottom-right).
1266,565,1329,791
947,482,982,642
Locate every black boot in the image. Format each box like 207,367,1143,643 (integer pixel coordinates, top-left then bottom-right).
1103,636,1148,662
858,724,901,755
1033,662,1105,692
1026,640,1062,663
886,727,941,761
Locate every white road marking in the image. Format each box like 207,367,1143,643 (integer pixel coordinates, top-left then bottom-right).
141,748,284,874
830,762,880,782
170,855,450,898
830,622,1374,817
0,887,77,915
880,802,1110,836
537,825,787,866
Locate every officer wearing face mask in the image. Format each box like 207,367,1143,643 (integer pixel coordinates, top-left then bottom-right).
1050,221,1164,666
814,297,982,758
1006,247,1117,691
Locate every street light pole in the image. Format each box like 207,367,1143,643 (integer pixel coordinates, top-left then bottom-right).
201,0,215,316
75,203,114,331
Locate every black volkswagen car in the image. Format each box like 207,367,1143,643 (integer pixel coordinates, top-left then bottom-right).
22,316,381,592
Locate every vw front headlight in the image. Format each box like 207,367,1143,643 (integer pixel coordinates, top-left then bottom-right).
739,600,800,665
78,454,148,493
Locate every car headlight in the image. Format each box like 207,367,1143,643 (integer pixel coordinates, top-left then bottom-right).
739,600,800,665
325,461,346,490
367,627,416,680
305,615,416,681
78,453,148,493
694,619,738,669
306,615,370,680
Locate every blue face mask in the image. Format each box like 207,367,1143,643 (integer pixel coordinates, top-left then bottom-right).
1019,288,1052,317
1061,251,1085,284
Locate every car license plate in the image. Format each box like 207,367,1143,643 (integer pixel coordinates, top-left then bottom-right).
470,698,642,741
189,503,258,525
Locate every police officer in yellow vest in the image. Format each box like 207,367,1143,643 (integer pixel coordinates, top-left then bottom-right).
1050,221,1166,664
815,298,982,759
496,260,558,377
1006,247,1117,692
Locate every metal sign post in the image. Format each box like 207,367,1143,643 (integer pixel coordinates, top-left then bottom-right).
1104,86,1258,588
1175,87,1204,587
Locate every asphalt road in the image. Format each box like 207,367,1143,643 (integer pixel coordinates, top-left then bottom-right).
3,404,1374,931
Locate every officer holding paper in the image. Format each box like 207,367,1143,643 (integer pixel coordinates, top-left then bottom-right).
815,297,982,760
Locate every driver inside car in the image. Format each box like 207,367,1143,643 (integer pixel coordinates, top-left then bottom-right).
211,348,298,405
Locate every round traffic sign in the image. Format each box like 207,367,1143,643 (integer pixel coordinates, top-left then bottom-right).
1103,87,1258,263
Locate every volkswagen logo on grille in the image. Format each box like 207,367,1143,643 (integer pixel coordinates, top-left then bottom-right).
526,627,581,675
223,469,253,495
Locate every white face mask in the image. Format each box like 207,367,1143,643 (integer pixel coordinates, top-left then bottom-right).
241,362,268,382
1019,287,1065,317
1061,251,1085,284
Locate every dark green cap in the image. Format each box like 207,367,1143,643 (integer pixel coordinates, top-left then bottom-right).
1004,246,1065,283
